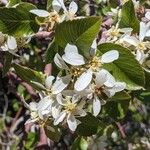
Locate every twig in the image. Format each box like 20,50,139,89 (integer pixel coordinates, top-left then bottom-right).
116,122,126,138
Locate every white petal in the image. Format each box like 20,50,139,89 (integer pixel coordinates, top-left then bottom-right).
29,102,37,111
113,82,126,92
95,69,108,87
62,44,85,66
74,69,93,91
52,75,71,94
139,22,146,41
69,1,78,14
56,93,66,105
30,9,49,17
52,0,62,12
119,28,133,33
71,94,80,104
93,96,101,116
145,11,150,20
7,36,17,50
54,111,67,125
101,50,119,63
67,114,77,131
52,102,62,118
37,96,52,110
54,53,69,69
45,76,55,89
122,35,139,46
104,71,116,87
90,39,97,56
145,29,150,37
136,49,143,61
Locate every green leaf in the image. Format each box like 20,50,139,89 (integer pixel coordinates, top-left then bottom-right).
55,17,101,58
24,132,38,150
0,6,39,36
102,100,130,120
109,91,131,101
144,71,150,90
97,43,145,90
119,0,140,33
2,52,13,77
47,0,53,10
45,39,58,64
7,0,21,7
71,137,88,150
44,119,62,142
13,63,45,91
76,113,100,136
139,0,147,5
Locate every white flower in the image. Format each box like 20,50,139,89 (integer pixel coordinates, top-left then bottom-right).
122,22,150,63
54,93,86,131
25,96,52,124
54,44,85,89
45,75,71,95
86,69,126,116
1,36,17,53
30,0,78,22
55,43,119,92
106,25,132,42
74,50,119,91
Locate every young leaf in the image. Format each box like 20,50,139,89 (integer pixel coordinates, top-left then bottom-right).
55,17,101,58
7,0,21,7
0,6,39,36
97,43,145,90
71,137,88,150
119,0,140,33
13,63,45,91
2,52,13,77
44,119,62,142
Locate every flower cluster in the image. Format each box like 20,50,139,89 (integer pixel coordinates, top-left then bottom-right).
30,0,79,30
26,42,126,131
104,10,150,73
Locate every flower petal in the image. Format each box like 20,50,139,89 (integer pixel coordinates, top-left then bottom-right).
52,75,71,94
30,9,49,17
52,0,62,12
54,53,69,69
62,44,85,66
93,96,101,116
145,11,150,20
54,111,67,125
139,22,146,41
95,69,108,87
45,76,55,89
51,101,62,119
74,69,93,91
112,82,126,92
69,1,78,14
29,102,37,111
67,113,77,131
122,35,139,47
101,50,119,63
7,36,17,50
37,96,52,110
56,93,66,105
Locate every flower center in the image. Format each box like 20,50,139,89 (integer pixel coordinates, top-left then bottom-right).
110,29,120,37
70,67,84,77
137,42,146,51
87,56,102,71
65,101,76,112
